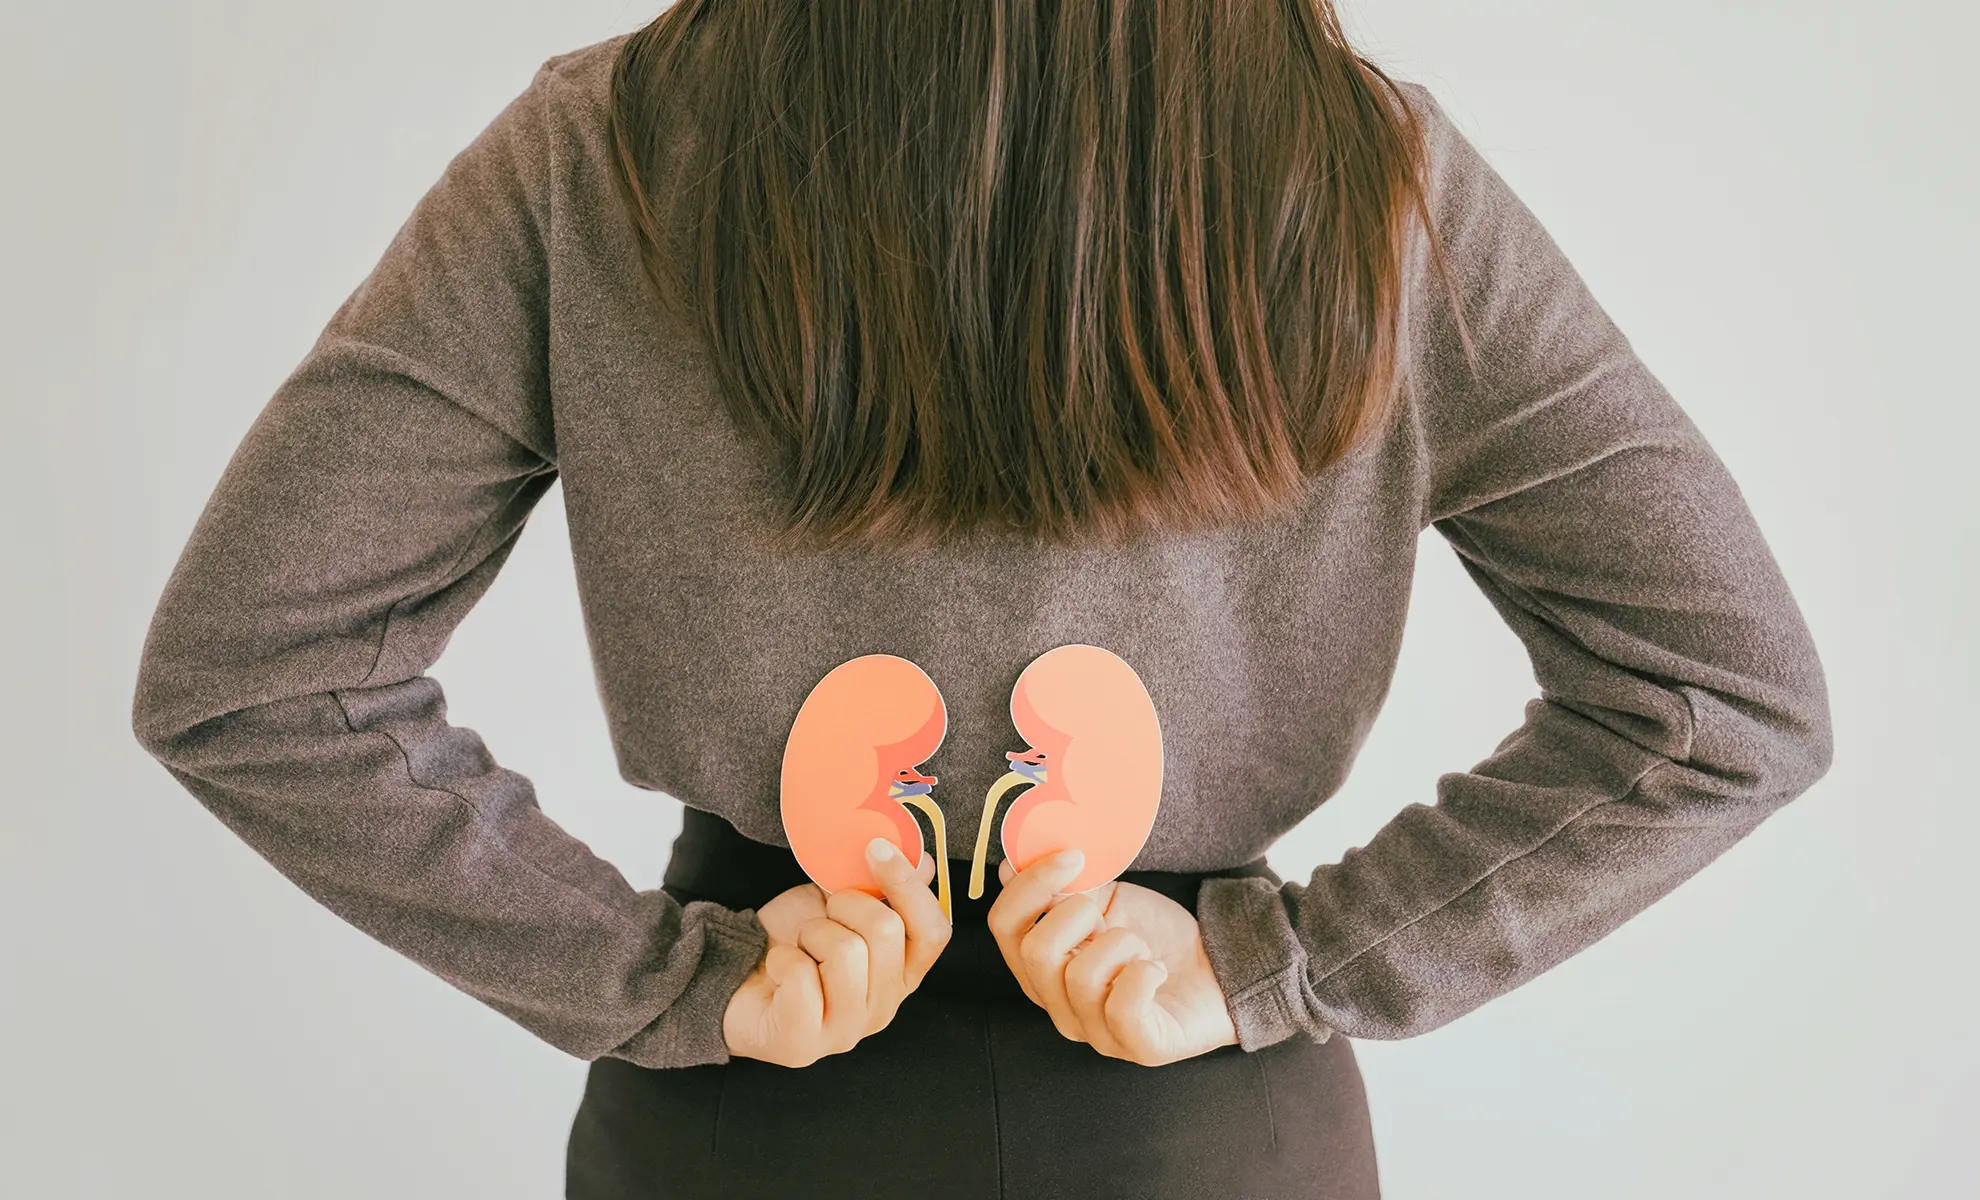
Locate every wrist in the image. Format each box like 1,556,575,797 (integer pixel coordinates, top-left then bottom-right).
1195,876,1332,1052
615,904,769,1069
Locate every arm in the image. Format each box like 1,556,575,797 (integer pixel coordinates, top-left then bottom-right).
1195,84,1834,1048
129,62,765,1069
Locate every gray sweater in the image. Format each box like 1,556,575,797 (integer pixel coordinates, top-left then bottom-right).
130,32,1833,1070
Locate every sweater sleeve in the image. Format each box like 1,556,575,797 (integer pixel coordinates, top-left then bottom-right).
1195,84,1834,1049
129,61,766,1069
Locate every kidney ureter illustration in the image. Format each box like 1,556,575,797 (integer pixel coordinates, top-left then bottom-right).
780,645,1163,920
969,643,1164,898
780,654,954,921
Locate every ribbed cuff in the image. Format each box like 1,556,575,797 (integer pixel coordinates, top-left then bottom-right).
1196,875,1334,1052
607,902,768,1070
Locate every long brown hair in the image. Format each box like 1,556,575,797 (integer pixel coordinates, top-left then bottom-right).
608,1,1474,551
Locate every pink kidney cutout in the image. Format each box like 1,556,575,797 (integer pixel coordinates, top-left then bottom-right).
968,643,1163,897
780,654,952,919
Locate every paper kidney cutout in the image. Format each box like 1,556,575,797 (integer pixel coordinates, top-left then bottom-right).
968,643,1163,897
780,653,952,920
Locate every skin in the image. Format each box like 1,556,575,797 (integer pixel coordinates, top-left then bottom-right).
723,837,951,1067
724,839,1238,1068
987,848,1239,1067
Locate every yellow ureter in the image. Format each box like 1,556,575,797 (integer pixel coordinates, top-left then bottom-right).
895,794,952,924
969,771,1036,900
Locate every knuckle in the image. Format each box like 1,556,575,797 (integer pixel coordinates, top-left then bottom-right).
1062,959,1097,997
827,888,878,921
1095,925,1134,952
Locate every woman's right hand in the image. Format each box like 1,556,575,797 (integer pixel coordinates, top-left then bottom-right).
723,837,952,1067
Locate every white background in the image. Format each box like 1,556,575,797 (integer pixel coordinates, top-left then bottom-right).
4,1,1974,1196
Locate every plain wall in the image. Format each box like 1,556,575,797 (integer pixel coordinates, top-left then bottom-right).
4,1,1973,1196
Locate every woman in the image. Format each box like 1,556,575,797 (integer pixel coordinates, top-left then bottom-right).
130,3,1833,1197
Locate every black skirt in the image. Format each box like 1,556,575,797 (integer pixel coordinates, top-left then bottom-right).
566,808,1380,1200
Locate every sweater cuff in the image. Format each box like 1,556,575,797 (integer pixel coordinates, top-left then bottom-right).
607,901,768,1069
1196,875,1334,1052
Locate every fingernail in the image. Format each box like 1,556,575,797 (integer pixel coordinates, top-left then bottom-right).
867,837,899,863
1058,848,1085,871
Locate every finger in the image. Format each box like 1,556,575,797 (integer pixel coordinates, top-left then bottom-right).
827,889,906,1031
866,838,951,989
986,848,1087,994
1081,879,1120,915
758,883,827,947
995,856,1021,999
1018,891,1107,1042
722,964,780,1062
1103,958,1174,1066
797,917,870,1053
987,848,1087,938
1064,926,1152,1058
763,944,825,1058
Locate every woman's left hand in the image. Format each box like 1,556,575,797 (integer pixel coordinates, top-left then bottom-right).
987,848,1239,1066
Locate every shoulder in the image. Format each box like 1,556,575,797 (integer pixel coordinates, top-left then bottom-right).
516,30,635,133
1385,76,1492,210
540,31,637,98
475,32,637,218
1376,76,1513,285
523,29,707,176
1385,77,1456,146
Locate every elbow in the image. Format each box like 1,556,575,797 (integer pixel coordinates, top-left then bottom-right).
1762,710,1833,816
130,643,199,768
1681,672,1834,816
130,671,178,765
1762,615,1837,802
1762,659,1835,802
1788,692,1836,796
130,606,240,769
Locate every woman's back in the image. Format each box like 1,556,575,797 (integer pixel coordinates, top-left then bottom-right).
130,20,1831,1199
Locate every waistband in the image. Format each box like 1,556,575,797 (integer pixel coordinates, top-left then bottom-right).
661,806,1281,1001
